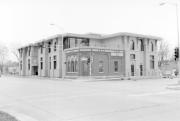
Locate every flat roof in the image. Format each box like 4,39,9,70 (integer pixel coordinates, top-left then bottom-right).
18,32,162,49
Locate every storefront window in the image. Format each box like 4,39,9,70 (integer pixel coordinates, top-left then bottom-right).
67,61,70,72
75,59,78,72
67,56,78,72
71,60,74,72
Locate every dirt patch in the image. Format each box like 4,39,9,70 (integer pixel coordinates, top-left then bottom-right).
0,111,19,121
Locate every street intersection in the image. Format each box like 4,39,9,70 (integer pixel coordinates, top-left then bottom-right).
0,76,180,121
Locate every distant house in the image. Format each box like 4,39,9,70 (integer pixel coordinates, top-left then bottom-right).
2,61,19,75
159,60,178,76
8,67,19,75
18,32,161,78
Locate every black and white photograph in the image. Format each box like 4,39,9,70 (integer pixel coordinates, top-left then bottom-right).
0,0,180,120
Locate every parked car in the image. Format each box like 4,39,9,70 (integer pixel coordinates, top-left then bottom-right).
161,70,174,78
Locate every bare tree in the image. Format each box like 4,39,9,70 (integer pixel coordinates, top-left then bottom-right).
158,40,169,67
10,42,22,62
12,49,20,62
0,45,8,73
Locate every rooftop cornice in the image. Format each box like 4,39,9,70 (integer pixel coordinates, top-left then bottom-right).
18,32,162,50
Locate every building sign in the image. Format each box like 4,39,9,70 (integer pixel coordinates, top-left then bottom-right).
111,52,123,56
81,57,88,61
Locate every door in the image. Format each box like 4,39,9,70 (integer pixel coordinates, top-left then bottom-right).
32,66,38,75
81,61,89,76
131,64,135,76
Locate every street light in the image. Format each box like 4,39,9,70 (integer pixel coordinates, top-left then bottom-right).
160,2,180,75
50,23,65,79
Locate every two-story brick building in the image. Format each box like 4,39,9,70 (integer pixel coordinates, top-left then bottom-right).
18,32,161,78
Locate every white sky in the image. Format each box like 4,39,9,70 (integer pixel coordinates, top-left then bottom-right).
0,0,179,61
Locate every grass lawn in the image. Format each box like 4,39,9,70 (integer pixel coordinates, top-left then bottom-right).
0,111,18,121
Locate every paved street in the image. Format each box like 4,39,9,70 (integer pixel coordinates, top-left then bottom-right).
0,76,180,121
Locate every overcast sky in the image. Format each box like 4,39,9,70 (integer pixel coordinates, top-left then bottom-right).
0,0,179,61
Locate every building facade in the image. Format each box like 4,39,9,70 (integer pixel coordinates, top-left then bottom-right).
18,32,161,78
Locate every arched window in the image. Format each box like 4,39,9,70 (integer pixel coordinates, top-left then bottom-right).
74,58,78,72
130,40,135,50
67,58,71,72
99,60,104,73
151,42,154,52
71,60,74,72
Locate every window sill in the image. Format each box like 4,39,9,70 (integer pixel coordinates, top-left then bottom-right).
99,72,104,73
67,72,78,73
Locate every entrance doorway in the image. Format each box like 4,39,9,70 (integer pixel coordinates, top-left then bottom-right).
81,61,89,76
131,64,135,76
32,66,38,75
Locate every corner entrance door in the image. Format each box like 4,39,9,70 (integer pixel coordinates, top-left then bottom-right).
81,61,89,76
131,64,135,76
32,66,38,75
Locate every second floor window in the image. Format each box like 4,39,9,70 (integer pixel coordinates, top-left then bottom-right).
63,38,70,49
80,39,89,46
40,46,43,54
151,42,154,52
48,42,51,53
140,39,144,51
20,51,22,58
28,47,31,56
130,40,135,50
130,54,136,60
54,42,57,51
75,39,78,47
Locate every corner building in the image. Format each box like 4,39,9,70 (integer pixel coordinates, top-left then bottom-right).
18,32,161,78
